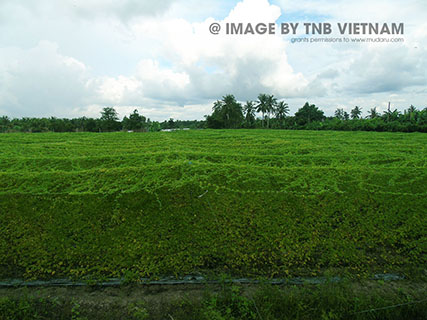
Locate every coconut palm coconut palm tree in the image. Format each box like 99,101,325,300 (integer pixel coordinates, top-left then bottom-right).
368,107,379,119
256,94,277,128
275,101,289,128
350,106,362,119
243,101,256,128
256,94,268,128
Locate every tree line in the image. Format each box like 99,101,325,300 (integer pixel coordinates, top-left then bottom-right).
1,95,426,133
0,108,204,133
205,94,427,132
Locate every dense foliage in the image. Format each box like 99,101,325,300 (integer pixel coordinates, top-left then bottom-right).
206,95,427,132
1,96,426,133
0,130,425,280
0,110,204,133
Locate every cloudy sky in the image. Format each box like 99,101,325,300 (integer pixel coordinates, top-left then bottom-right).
0,0,426,120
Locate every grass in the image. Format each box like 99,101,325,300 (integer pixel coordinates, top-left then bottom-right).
0,280,426,319
0,130,426,279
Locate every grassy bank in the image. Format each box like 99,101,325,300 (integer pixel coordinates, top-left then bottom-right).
1,280,426,320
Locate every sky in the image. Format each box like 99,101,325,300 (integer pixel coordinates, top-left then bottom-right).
0,0,426,121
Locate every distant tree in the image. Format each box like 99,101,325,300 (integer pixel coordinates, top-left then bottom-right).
207,94,243,129
334,108,345,120
205,113,222,129
2,97,425,134
407,105,417,113
382,104,401,122
0,116,10,133
367,107,379,119
148,121,161,132
256,94,268,128
294,102,325,126
350,106,362,119
101,107,119,121
275,101,289,120
23,118,50,133
48,117,63,132
100,107,120,131
343,111,350,121
265,94,278,128
123,109,147,131
405,105,418,122
275,101,289,128
256,94,277,128
243,101,256,128
168,118,175,129
418,107,427,126
84,117,99,132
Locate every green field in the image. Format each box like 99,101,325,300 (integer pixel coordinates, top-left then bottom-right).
0,130,426,280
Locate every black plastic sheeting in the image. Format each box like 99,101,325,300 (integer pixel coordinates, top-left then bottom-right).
0,274,404,288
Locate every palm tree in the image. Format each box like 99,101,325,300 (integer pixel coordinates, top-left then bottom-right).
334,108,345,120
367,107,379,119
275,101,289,128
256,94,269,128
211,95,243,128
256,94,277,128
243,101,256,128
222,95,235,123
407,105,417,113
406,105,417,122
382,102,402,122
266,95,278,128
350,106,362,119
383,107,401,122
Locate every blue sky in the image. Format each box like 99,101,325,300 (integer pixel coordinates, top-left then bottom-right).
0,0,426,120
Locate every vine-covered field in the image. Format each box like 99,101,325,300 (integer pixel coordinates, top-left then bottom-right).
0,130,426,280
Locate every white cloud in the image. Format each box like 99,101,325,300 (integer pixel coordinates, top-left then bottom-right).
226,0,281,21
92,76,142,105
78,0,310,118
0,0,426,120
136,59,190,94
278,0,427,110
0,41,91,118
0,0,178,22
130,0,309,99
341,45,427,94
277,0,426,23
